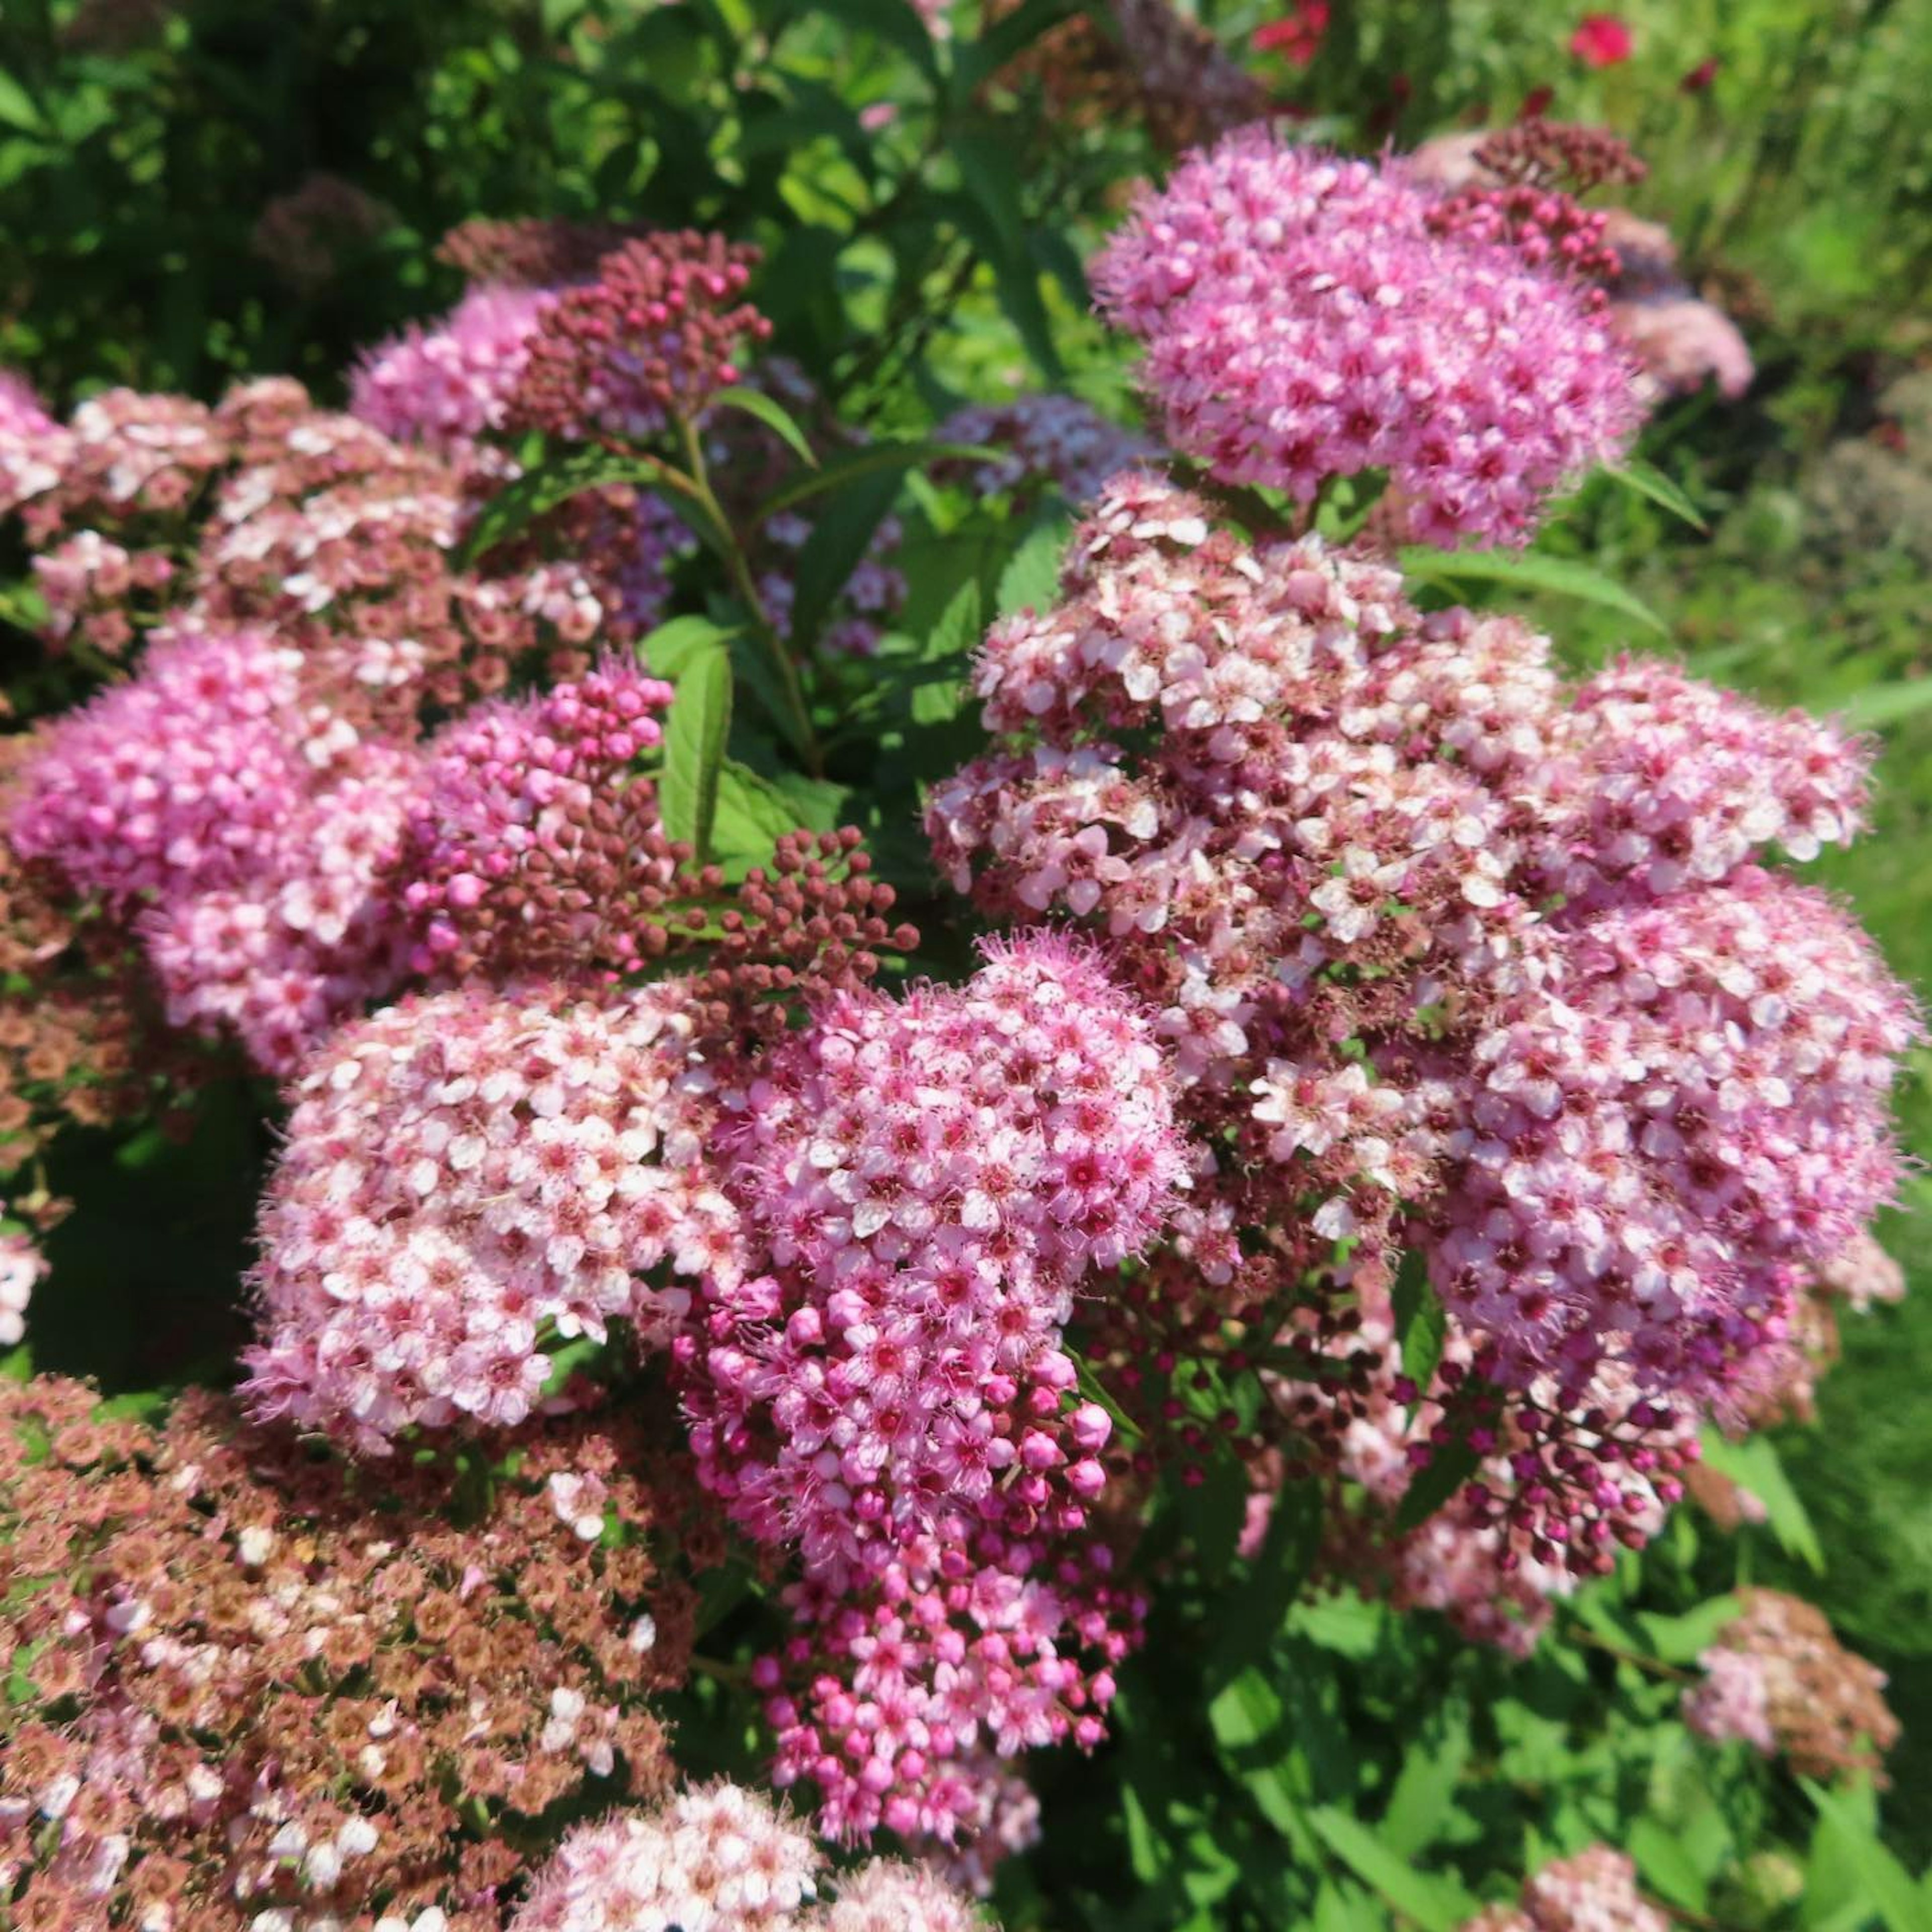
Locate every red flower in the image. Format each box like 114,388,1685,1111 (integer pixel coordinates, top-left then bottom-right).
1254,0,1329,66
1521,85,1556,117
1680,56,1721,93
1569,13,1633,67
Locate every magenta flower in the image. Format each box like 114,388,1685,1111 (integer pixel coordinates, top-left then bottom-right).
1569,12,1634,66
1092,133,1643,545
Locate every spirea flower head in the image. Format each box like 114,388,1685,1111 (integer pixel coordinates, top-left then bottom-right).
8,619,426,1071
1463,1846,1668,1932
0,369,71,515
677,934,1177,1843
8,622,311,907
244,978,740,1452
400,655,674,976
351,283,556,458
685,932,1183,1578
511,1782,996,1932
1684,1588,1900,1779
0,1227,46,1347
931,476,1915,1490
1092,132,1644,545
510,232,771,444
0,1378,694,1931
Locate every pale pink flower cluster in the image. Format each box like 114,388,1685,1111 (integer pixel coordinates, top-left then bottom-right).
1092,133,1643,545
1464,1846,1670,1932
0,1229,45,1347
350,283,556,459
679,934,1181,1844
0,371,71,515
1682,1646,1776,1754
937,394,1159,509
930,476,1915,1609
243,979,739,1451
512,1782,990,1932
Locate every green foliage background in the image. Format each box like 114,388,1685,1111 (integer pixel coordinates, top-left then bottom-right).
1,1,1929,1926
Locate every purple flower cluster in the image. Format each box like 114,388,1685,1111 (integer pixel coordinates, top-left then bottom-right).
1092,133,1643,544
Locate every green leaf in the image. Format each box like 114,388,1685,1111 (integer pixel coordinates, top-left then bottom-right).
659,644,734,866
1212,1480,1323,1675
710,385,818,470
1392,1249,1447,1395
1635,1593,1741,1665
1803,1781,1932,1932
787,467,905,655
1394,1435,1481,1533
1628,1818,1711,1911
1698,1430,1824,1571
0,71,45,136
1380,1702,1471,1857
638,615,742,683
1306,1807,1476,1930
946,158,1065,380
1842,677,1932,730
922,577,983,665
1398,547,1670,637
756,439,996,522
459,444,687,566
708,760,846,880
1602,459,1709,532
996,517,1069,618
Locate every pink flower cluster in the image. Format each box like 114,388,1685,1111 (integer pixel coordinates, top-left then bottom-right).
351,283,556,460
243,979,739,1452
1091,133,1643,544
513,1781,990,1932
1464,1846,1668,1932
0,1229,44,1347
400,655,675,977
8,621,421,1071
679,935,1181,1845
509,232,770,443
930,475,1915,1614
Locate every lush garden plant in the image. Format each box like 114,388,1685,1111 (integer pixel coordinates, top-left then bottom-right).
0,3,1927,1929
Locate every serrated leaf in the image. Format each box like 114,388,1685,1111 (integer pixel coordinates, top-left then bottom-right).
996,517,1069,617
1306,1807,1475,1930
659,645,733,866
1398,547,1669,637
1602,459,1709,532
1629,1818,1711,1911
710,385,819,470
638,615,742,682
1394,1253,1448,1396
708,760,841,880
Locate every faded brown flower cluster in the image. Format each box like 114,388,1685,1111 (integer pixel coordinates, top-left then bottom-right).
0,1377,702,1931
